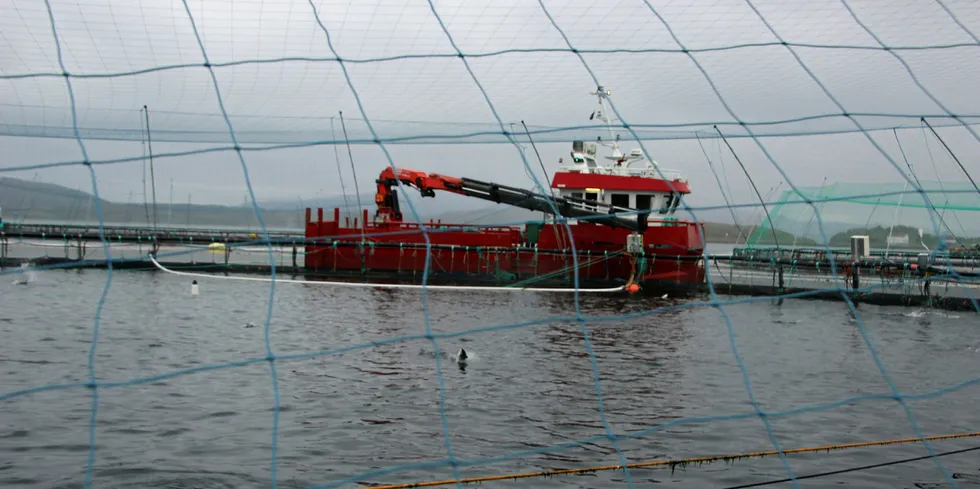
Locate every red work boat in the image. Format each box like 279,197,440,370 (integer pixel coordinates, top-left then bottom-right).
304,87,706,291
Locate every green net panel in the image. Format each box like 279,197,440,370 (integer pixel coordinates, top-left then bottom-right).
743,180,980,251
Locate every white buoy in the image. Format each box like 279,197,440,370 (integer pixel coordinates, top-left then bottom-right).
191,280,199,296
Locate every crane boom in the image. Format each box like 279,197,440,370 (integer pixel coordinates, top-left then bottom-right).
374,167,648,232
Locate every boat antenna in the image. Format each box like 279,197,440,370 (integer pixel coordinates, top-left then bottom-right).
590,86,614,135
589,86,624,161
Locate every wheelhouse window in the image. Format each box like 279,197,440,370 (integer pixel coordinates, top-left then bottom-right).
670,194,682,214
660,193,674,214
610,193,630,209
584,191,599,211
635,194,652,210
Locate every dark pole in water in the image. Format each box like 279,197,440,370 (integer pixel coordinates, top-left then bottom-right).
894,128,961,248
520,120,555,200
714,125,784,289
339,111,365,241
521,120,569,266
329,117,354,225
921,117,979,195
139,108,151,227
144,105,159,231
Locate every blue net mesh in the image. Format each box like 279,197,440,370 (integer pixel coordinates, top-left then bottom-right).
1,1,979,488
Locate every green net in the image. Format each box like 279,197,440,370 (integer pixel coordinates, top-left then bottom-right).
743,180,980,251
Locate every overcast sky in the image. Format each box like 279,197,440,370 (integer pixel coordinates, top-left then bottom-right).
1,0,978,227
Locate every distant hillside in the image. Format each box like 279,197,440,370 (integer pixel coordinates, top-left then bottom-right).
261,194,374,212
1,177,97,211
827,224,979,249
0,176,804,243
0,177,305,230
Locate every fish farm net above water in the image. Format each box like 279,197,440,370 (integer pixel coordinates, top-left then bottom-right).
1,1,980,489
742,180,980,251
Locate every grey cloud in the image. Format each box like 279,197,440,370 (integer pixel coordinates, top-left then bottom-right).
0,0,977,232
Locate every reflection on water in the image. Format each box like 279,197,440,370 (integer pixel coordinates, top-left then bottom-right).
0,269,978,489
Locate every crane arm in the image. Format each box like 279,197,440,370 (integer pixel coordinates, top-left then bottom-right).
374,167,648,232
374,168,466,223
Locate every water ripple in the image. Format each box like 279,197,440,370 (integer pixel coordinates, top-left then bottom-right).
0,270,978,488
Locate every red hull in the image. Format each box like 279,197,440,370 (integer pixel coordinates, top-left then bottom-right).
303,208,706,286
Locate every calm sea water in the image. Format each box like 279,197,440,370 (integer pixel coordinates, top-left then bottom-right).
1,268,979,489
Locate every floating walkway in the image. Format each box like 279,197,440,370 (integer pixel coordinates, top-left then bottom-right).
1,222,301,246
2,222,978,312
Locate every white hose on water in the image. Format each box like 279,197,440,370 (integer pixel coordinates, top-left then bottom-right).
148,254,629,293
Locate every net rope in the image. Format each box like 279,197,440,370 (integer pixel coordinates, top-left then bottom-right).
1,1,979,489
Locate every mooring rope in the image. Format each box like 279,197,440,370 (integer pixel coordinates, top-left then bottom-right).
148,254,631,293
721,444,980,489
366,431,980,489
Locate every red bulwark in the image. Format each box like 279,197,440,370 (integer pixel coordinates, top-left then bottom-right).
303,207,706,286
551,172,691,194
